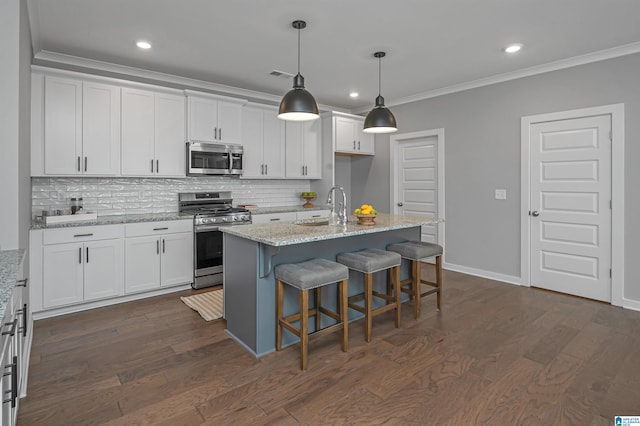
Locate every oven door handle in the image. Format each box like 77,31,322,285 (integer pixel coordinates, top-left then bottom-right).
195,225,222,233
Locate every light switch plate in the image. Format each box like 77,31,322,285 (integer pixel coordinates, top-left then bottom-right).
495,189,507,200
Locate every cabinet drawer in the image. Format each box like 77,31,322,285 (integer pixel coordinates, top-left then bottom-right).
43,224,123,245
125,220,193,237
251,212,297,224
296,210,330,220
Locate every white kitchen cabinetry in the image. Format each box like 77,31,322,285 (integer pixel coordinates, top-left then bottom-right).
41,225,124,309
251,212,297,224
121,88,186,177
331,113,374,155
33,74,121,176
285,120,322,179
186,91,246,145
241,104,285,179
124,220,193,294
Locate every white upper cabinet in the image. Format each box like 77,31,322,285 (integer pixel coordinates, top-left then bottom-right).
285,120,322,179
241,104,285,179
186,91,246,145
121,88,185,177
35,75,121,176
332,114,374,155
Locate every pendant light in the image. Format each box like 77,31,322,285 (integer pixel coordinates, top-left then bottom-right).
278,20,319,121
363,51,397,133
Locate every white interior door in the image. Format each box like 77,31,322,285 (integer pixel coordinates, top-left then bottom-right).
396,136,439,243
529,115,611,302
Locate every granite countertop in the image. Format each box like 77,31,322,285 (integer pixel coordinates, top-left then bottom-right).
249,205,332,215
220,213,442,247
0,249,25,319
31,212,194,229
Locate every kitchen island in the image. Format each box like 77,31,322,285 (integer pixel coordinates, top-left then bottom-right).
221,213,440,357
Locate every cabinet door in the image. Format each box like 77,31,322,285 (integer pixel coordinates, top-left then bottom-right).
121,88,156,176
84,239,124,301
241,107,264,178
356,127,375,155
155,93,186,177
284,122,304,178
188,97,217,142
262,111,285,178
125,236,161,293
303,120,322,178
160,232,193,287
217,101,243,144
44,76,82,175
43,243,84,308
82,82,120,175
335,117,356,152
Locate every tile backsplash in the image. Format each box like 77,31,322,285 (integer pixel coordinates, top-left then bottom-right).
32,177,311,217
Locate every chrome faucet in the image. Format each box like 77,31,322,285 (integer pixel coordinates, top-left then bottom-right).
327,185,348,225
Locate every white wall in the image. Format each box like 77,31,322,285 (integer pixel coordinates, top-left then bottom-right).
0,0,31,251
353,53,640,302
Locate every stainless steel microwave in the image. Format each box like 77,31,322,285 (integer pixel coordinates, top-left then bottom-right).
186,142,244,176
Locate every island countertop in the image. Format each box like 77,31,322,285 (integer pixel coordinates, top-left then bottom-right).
220,213,441,247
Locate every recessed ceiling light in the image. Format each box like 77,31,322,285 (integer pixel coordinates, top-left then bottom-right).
136,40,152,50
349,92,359,98
504,44,522,53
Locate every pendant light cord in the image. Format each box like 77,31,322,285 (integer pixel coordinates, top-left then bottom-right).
297,27,301,74
378,55,382,96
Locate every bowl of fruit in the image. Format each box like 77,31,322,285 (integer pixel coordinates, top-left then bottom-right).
354,204,378,225
301,191,317,208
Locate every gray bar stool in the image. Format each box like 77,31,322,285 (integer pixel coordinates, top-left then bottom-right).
336,248,402,342
275,258,349,370
386,241,443,318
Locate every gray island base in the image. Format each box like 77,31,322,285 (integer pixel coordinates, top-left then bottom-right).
221,214,440,357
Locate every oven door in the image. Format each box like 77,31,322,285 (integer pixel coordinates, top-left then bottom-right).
194,226,224,287
188,143,231,175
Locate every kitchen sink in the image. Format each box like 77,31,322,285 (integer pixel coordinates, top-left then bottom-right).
293,219,330,226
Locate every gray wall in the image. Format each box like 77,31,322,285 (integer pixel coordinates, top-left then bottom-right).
0,0,31,251
353,53,640,302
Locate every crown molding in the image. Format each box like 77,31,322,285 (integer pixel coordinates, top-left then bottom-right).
32,50,348,113
354,41,640,114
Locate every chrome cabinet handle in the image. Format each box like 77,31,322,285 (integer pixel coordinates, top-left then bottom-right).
531,211,540,217
153,227,169,231
214,127,218,140
358,141,360,150
77,156,81,172
265,164,268,175
162,239,165,253
219,128,222,140
151,159,154,173
156,240,160,254
84,157,88,172
86,247,89,263
156,160,159,173
16,278,28,288
79,247,82,264
74,233,94,237
270,218,280,221
353,140,356,150
2,320,17,337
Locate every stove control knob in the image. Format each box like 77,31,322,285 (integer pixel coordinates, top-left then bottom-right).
222,217,229,222
233,216,239,221
206,218,214,224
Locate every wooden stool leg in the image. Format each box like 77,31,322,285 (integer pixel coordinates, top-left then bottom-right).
315,287,322,332
393,265,401,328
339,279,348,351
364,273,373,342
300,289,309,370
436,255,443,310
413,260,421,320
276,279,284,351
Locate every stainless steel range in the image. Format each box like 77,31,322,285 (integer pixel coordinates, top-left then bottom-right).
179,192,251,289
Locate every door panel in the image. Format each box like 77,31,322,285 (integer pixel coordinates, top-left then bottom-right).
84,239,124,301
43,243,83,308
121,88,155,176
82,82,120,175
160,233,193,287
125,236,160,293
155,93,186,177
44,76,82,175
530,115,611,302
397,137,438,243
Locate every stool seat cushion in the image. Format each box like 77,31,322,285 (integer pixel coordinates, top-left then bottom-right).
337,248,401,274
387,241,443,260
275,258,349,290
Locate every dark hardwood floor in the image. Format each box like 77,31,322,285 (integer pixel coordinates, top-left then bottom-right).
18,269,640,425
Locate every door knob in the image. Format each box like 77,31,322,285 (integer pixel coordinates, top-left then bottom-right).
531,210,540,217
397,203,403,207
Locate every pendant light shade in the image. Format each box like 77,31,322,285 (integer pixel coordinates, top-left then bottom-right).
363,52,397,133
278,20,319,121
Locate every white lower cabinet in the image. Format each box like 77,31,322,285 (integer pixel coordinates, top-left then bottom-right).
124,221,193,294
41,226,124,309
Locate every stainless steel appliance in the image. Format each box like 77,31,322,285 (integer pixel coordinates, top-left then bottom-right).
186,142,244,176
179,192,251,289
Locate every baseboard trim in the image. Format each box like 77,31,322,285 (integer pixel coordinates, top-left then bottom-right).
443,262,524,287
33,283,192,320
622,297,640,312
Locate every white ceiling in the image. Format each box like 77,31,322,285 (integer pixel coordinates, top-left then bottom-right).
27,0,640,112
